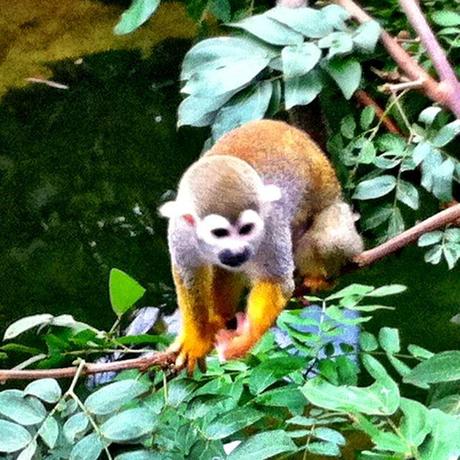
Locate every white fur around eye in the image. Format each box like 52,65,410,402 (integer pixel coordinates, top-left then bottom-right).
197,214,231,244
238,210,264,238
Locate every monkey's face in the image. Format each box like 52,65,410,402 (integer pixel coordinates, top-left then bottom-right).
195,210,265,270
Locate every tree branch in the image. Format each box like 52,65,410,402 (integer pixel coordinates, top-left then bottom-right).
0,352,176,383
399,0,460,116
353,204,460,267
2,205,460,382
334,0,460,118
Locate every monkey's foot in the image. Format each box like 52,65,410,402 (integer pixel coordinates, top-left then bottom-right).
302,276,336,293
215,313,256,361
167,334,212,375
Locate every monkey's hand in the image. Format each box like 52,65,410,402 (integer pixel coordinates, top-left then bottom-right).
215,313,258,361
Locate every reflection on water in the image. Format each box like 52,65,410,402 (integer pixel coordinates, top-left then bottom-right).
0,40,207,331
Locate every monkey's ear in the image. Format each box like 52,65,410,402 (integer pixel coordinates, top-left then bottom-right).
261,184,282,203
158,200,177,218
159,201,196,226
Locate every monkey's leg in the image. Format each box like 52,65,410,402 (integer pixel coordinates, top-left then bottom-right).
169,265,218,373
294,201,363,291
211,267,246,329
215,279,292,360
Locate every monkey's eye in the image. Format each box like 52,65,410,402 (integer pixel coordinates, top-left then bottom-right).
211,228,229,238
239,223,254,235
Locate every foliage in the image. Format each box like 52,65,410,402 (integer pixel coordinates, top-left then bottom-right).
3,280,460,459
178,4,380,141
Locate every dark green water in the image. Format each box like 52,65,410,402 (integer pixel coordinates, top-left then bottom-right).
0,40,206,332
0,39,459,354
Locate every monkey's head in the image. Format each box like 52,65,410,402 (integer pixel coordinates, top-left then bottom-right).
160,155,282,270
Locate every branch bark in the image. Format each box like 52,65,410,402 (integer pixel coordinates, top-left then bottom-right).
334,0,460,118
1,203,459,382
353,203,460,267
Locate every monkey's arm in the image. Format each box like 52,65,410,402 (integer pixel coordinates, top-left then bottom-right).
169,265,217,373
215,279,292,360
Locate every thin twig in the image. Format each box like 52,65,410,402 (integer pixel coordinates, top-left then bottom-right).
354,90,401,134
334,0,460,118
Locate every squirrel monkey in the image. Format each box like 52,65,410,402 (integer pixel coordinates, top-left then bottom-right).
160,120,363,372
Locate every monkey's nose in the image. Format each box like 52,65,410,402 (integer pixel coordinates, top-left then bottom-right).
219,248,250,267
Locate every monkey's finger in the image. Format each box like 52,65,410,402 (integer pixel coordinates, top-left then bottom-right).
187,357,197,376
175,352,187,371
197,357,207,373
235,312,248,334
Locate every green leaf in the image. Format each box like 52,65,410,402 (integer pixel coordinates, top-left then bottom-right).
400,398,431,448
432,158,454,201
408,344,434,360
387,207,404,238
101,408,156,442
318,32,353,59
114,0,160,35
360,332,379,351
370,285,406,297
249,356,306,394
0,420,32,453
16,440,37,460
85,379,149,415
325,58,362,99
307,441,341,456
396,180,419,210
166,379,197,407
228,14,303,46
181,37,276,80
115,451,164,460
353,20,381,52
359,140,377,164
430,395,460,415
431,120,460,147
432,10,460,27
228,430,297,460
266,7,333,38
424,245,443,265
362,205,393,231
109,268,146,317
302,355,400,415
38,416,59,449
255,386,308,411
178,92,234,127
0,389,46,425
360,106,376,129
312,427,346,445
284,71,322,109
418,106,442,125
353,175,396,200
377,134,405,153
64,412,90,443
405,351,460,387
378,327,400,354
3,313,54,340
208,0,231,22
203,408,263,439
24,378,61,404
321,4,350,30
70,433,104,460
445,228,460,242
421,148,443,191
327,283,374,300
182,56,269,97
282,43,322,79
212,81,272,140
418,231,443,247
444,245,460,269
340,114,356,139
419,409,460,459
388,355,411,377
